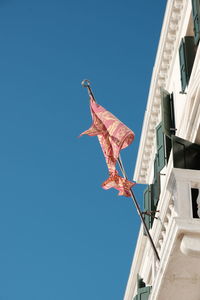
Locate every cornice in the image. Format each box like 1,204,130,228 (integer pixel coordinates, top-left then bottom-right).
134,0,186,184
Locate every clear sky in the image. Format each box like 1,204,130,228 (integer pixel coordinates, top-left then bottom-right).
0,1,166,299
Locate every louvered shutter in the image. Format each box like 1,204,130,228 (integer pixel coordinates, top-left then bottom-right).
143,185,154,230
179,39,187,92
153,155,161,207
179,37,196,92
156,123,165,172
135,276,151,300
138,287,151,300
192,0,200,45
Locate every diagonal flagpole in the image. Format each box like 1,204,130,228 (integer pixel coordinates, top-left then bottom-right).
81,79,160,262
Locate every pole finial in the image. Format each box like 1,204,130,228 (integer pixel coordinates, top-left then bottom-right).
81,79,96,102
81,79,91,88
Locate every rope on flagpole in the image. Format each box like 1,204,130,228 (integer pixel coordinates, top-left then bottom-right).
81,79,160,262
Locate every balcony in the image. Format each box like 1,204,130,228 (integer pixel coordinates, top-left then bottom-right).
148,168,200,300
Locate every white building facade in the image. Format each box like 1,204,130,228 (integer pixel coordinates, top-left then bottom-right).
124,0,200,299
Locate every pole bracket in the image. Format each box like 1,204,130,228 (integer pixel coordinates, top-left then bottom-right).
142,210,160,219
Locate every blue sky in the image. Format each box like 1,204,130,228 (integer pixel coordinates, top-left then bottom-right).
0,1,166,299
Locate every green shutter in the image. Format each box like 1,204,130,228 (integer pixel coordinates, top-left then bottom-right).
172,135,200,170
192,0,200,45
161,89,175,137
179,37,196,92
143,185,155,230
156,122,172,170
153,156,161,207
135,275,151,300
179,39,187,92
138,287,151,300
156,123,165,172
134,287,151,300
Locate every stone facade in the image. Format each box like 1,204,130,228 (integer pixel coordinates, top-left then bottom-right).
124,1,200,299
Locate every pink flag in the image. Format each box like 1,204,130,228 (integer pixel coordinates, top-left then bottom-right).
80,96,135,197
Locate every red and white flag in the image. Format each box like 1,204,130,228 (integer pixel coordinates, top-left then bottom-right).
80,96,135,197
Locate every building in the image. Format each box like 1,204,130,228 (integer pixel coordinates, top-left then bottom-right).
124,0,200,299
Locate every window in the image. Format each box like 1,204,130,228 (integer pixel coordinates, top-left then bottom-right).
160,89,175,137
191,188,200,218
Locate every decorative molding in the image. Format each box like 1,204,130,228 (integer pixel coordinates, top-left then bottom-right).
134,0,185,184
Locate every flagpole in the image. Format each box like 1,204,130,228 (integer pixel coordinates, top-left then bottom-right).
81,79,160,262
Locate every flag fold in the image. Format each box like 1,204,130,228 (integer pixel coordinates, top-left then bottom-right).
80,96,135,197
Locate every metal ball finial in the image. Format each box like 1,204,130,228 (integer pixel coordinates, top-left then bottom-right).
81,79,91,88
